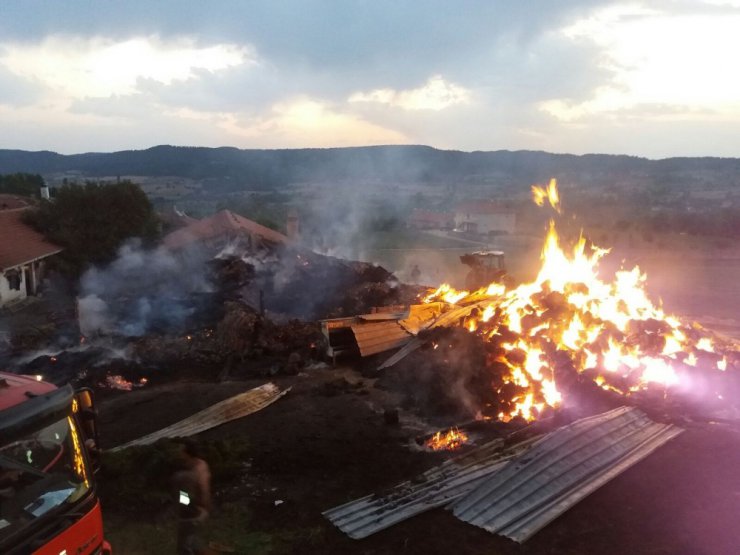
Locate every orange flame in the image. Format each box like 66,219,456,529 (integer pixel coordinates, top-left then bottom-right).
425,428,469,451
423,178,731,422
531,178,561,213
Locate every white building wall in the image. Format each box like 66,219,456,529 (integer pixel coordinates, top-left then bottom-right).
455,212,516,234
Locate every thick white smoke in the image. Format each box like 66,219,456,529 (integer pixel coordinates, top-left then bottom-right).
77,240,213,337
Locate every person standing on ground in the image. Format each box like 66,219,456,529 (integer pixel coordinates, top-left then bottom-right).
410,264,421,284
172,439,212,555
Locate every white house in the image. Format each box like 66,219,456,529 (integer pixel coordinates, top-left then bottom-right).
0,199,62,308
454,201,516,236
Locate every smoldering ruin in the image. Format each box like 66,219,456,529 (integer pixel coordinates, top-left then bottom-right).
0,223,425,390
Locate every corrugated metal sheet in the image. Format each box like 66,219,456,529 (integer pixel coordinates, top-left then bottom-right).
325,407,681,543
378,339,422,369
323,437,539,539
452,406,683,542
112,383,289,451
351,321,412,357
428,300,490,330
359,312,408,321
399,303,444,334
377,301,491,369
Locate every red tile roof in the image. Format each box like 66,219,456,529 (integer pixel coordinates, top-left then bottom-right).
0,208,63,271
163,209,288,250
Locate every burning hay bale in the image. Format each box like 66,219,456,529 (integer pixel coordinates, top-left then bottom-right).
381,326,618,422
404,180,740,423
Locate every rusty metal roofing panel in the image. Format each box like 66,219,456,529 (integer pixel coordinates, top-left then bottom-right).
350,321,412,357
323,437,538,539
452,406,683,543
112,383,289,451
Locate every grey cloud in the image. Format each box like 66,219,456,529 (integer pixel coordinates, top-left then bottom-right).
1,2,612,73
3,0,736,156
2,96,230,153
0,64,44,106
104,4,615,123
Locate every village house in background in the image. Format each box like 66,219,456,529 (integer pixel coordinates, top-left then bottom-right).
163,209,288,251
0,194,62,308
454,200,516,237
408,209,455,230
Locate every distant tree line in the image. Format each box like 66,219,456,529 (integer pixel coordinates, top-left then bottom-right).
9,145,740,193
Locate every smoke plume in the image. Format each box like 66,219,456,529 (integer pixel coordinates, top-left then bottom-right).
77,240,213,337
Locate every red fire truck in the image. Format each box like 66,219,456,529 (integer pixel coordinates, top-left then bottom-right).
0,371,112,554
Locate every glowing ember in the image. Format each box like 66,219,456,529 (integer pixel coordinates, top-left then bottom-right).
105,375,134,390
104,375,148,391
424,179,735,422
425,428,469,451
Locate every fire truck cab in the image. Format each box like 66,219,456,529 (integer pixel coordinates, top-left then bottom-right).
0,372,111,555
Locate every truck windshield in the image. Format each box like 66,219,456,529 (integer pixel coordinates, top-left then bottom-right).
0,416,90,542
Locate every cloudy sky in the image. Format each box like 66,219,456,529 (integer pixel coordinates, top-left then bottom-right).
2,0,740,157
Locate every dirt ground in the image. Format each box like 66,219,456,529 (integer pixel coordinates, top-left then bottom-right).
97,367,740,555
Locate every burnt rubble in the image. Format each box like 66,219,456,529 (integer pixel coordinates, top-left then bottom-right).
215,246,422,320
3,242,418,391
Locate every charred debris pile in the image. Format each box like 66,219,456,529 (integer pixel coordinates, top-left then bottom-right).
4,242,422,390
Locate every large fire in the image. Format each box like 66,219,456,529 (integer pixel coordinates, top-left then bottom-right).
423,179,733,422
